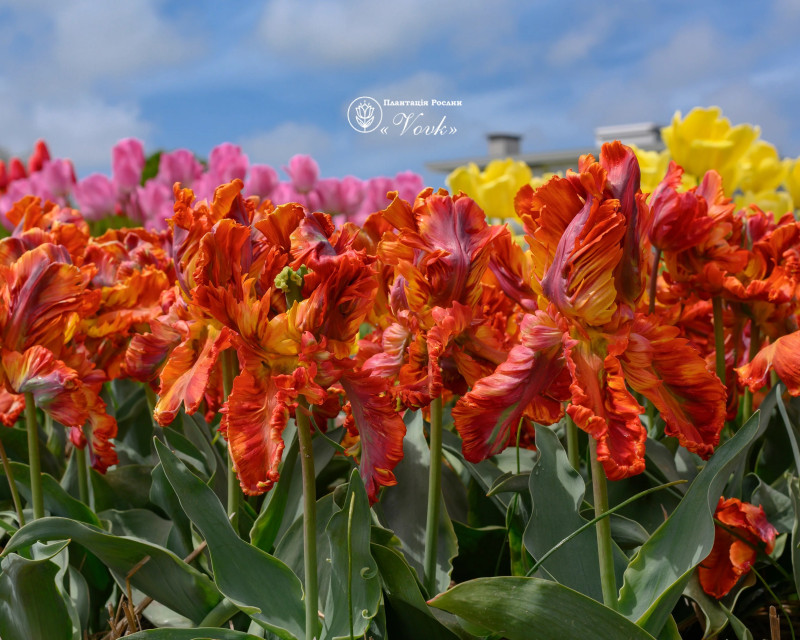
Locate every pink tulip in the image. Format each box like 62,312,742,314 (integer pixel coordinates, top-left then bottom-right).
74,174,118,221
246,164,280,198
158,149,203,187
315,178,342,212
136,181,173,231
39,160,76,199
208,143,248,184
339,176,364,217
285,154,319,193
112,138,146,192
394,170,425,202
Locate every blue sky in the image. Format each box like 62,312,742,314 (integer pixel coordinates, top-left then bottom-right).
1,0,799,187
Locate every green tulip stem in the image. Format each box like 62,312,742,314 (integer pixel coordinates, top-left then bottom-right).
0,439,25,526
742,322,759,424
424,396,444,596
75,442,90,507
24,392,44,520
295,399,321,640
527,479,686,577
589,437,617,610
221,349,239,529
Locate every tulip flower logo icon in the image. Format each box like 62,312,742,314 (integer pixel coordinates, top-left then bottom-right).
355,102,374,129
347,96,382,133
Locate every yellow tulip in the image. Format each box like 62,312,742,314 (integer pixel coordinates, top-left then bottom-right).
734,190,794,218
447,158,533,220
783,157,800,207
630,146,670,194
661,106,759,194
737,140,789,194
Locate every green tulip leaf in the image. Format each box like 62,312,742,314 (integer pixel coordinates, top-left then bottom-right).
155,439,305,640
2,517,222,624
323,469,381,639
429,576,656,639
378,411,458,595
0,540,74,640
617,411,762,635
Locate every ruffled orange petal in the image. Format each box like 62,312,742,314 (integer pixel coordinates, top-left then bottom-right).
452,310,566,463
340,370,406,503
649,162,714,252
601,142,648,306
565,341,646,480
0,388,24,426
699,497,777,598
737,330,800,396
0,243,99,353
154,323,233,425
69,390,118,473
1,346,89,427
622,314,725,458
221,368,293,495
541,197,626,326
123,316,182,382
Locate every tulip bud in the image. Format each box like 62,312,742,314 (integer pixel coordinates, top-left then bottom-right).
27,140,51,174
112,138,146,192
285,155,319,194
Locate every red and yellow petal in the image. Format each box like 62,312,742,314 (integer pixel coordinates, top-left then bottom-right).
453,311,566,463
565,340,646,480
1,346,89,428
699,497,777,598
0,388,24,427
154,323,233,425
340,369,406,503
622,314,725,458
221,368,293,495
737,330,800,396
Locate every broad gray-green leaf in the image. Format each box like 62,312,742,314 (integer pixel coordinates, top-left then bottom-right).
749,474,793,532
617,411,762,635
4,461,100,526
790,476,800,596
487,471,529,496
274,493,336,612
323,469,380,639
371,543,461,640
250,423,299,552
524,426,625,601
0,540,73,640
430,577,655,639
683,572,754,640
91,464,153,511
150,462,194,557
155,439,305,640
125,629,264,640
99,508,172,547
378,411,458,595
3,517,222,623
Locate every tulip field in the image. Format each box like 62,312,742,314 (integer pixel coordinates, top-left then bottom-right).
1,106,800,639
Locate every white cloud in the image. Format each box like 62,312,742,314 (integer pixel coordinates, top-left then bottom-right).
0,91,151,169
50,0,196,86
240,122,333,167
258,0,515,67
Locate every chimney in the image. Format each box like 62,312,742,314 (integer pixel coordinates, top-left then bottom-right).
487,133,521,157
594,123,662,149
